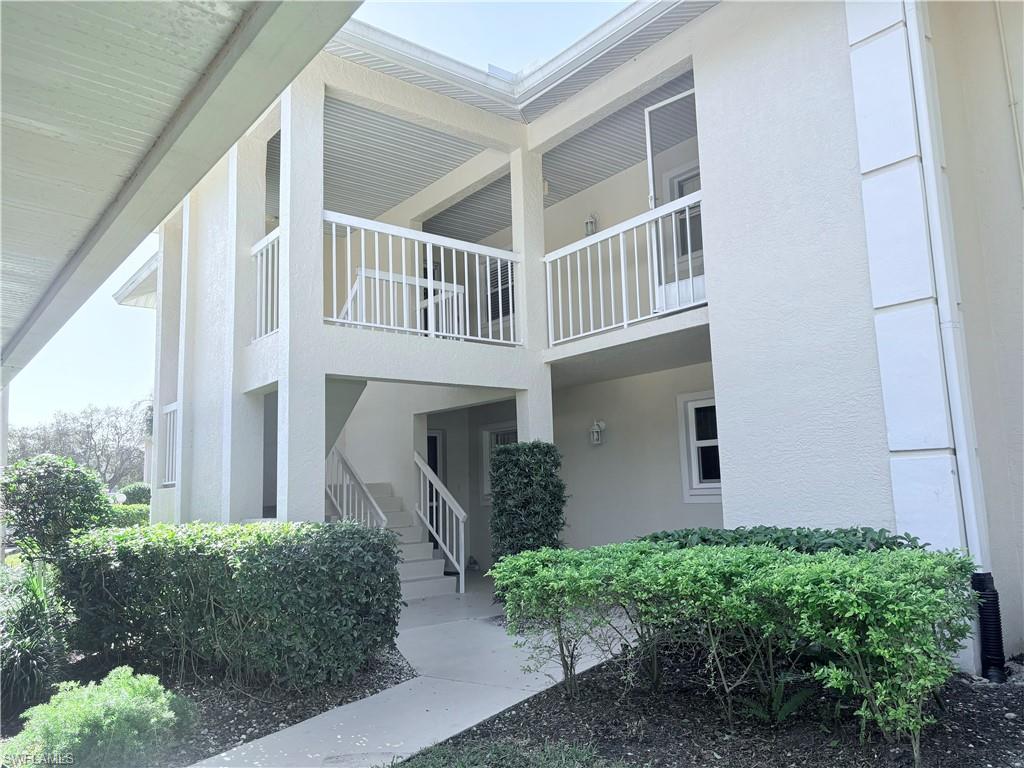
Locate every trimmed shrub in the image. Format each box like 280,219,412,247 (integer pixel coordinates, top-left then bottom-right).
118,482,151,505
491,542,974,766
55,522,402,688
96,504,150,527
644,524,921,553
0,563,70,714
2,666,193,768
490,441,568,563
1,455,111,558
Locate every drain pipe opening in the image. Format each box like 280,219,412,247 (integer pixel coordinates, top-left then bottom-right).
971,572,1006,683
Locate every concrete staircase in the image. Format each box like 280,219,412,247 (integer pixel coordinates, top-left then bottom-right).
365,482,458,600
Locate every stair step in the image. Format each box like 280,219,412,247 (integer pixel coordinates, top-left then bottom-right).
401,574,458,600
385,509,416,528
365,482,393,498
374,496,404,514
392,525,428,544
399,558,445,580
399,541,435,561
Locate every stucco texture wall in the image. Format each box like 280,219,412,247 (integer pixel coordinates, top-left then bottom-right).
929,0,1024,654
695,1,894,529
181,159,232,522
554,362,722,548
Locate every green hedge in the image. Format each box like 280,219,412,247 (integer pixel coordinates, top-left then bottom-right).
2,666,193,768
490,542,974,766
96,504,150,527
118,482,151,505
644,525,921,553
490,441,568,562
55,522,402,688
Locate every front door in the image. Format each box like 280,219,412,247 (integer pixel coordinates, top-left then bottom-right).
644,90,705,311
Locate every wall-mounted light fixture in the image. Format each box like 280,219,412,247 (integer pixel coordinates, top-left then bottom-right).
589,419,606,446
584,214,599,237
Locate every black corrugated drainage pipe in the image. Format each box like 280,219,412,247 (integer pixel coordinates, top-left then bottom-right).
971,572,1006,683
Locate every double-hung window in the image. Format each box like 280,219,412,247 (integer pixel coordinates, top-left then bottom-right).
677,391,721,502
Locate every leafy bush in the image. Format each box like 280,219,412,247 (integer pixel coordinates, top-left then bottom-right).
0,563,70,714
491,542,974,766
490,441,568,563
118,482,150,505
0,455,111,558
95,504,150,527
2,666,193,768
56,522,402,688
645,524,921,553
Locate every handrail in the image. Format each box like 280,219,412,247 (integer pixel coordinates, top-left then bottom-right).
326,447,388,528
544,190,702,262
413,451,466,593
324,209,520,263
413,453,467,523
250,227,280,256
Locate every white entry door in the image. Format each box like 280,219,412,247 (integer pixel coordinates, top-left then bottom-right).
644,91,705,311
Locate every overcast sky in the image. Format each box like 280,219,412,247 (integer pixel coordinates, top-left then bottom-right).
7,1,628,428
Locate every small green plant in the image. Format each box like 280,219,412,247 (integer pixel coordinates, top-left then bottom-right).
490,441,568,563
96,504,150,527
117,482,150,505
0,455,111,559
2,666,194,768
0,563,70,714
57,522,402,688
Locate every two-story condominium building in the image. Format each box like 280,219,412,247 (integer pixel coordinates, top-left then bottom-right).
116,1,1023,657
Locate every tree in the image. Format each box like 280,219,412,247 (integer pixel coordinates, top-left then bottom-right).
9,402,149,490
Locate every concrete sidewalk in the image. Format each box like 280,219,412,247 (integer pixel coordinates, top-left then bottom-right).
192,576,586,768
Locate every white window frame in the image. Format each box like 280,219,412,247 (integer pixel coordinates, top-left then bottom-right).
676,391,721,503
481,421,517,502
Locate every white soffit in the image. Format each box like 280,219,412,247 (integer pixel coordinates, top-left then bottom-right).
1,1,361,385
326,0,717,124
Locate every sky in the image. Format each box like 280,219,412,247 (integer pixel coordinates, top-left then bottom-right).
7,1,628,428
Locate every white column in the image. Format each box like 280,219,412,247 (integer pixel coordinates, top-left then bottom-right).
222,136,270,522
277,65,327,522
1,385,8,563
509,148,554,441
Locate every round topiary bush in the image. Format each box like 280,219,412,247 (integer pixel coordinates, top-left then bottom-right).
0,455,111,559
117,482,150,506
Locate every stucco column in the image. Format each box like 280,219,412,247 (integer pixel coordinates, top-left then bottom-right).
222,136,269,521
509,147,553,441
277,64,327,522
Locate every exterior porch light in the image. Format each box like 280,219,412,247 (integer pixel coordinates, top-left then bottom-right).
584,214,599,236
589,419,606,446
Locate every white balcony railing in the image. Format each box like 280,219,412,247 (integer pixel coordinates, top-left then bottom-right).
544,191,705,345
161,402,179,487
252,228,280,339
323,211,522,346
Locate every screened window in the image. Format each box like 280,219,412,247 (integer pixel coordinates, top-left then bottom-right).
687,398,720,488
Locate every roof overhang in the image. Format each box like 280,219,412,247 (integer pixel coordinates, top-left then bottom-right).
112,252,159,310
1,1,361,386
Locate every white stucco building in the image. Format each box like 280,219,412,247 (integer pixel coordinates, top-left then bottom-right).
115,2,1022,655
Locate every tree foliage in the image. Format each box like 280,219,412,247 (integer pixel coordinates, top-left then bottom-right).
9,402,150,490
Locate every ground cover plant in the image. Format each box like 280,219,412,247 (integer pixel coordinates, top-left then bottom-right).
1,666,193,768
96,503,149,527
490,541,976,766
398,738,630,767
644,524,921,553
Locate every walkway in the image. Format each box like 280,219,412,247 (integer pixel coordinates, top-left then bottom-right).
192,574,588,768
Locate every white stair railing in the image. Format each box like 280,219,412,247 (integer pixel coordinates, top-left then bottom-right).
326,447,388,528
252,228,280,339
323,210,521,346
413,452,466,593
544,190,705,345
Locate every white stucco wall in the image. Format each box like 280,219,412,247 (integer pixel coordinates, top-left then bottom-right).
695,1,894,529
929,0,1024,653
180,159,233,522
554,362,722,549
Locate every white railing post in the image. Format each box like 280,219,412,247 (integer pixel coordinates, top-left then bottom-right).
619,231,630,329
426,243,436,336
412,452,466,594
325,447,387,527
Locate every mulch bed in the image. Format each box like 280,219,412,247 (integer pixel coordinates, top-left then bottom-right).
433,656,1024,768
1,647,417,768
